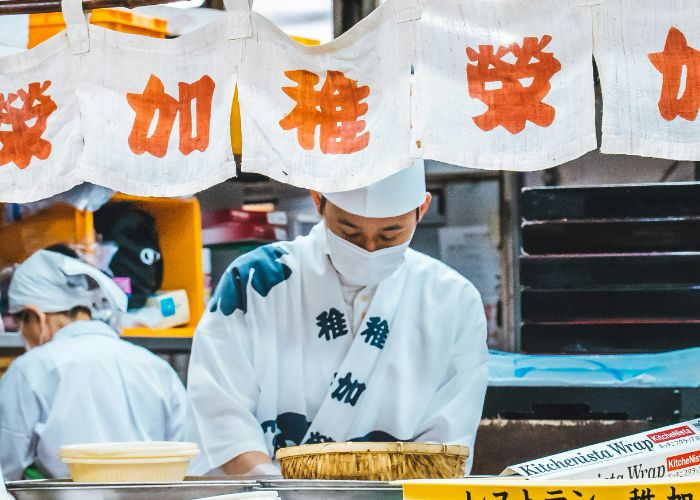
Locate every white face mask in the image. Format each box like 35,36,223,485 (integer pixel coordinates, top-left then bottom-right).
325,224,412,287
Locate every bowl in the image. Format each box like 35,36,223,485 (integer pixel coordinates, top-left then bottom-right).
59,441,199,482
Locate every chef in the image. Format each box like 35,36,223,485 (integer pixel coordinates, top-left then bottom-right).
0,249,187,480
186,160,488,476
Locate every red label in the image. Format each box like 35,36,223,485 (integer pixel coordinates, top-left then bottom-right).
668,450,700,472
649,426,695,443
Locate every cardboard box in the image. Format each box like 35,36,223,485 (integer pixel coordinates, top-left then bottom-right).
504,419,700,480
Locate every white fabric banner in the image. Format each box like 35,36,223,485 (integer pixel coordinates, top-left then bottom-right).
67,0,244,197
413,0,597,171
594,0,700,161
0,15,28,57
237,0,414,192
3,0,700,203
0,31,82,202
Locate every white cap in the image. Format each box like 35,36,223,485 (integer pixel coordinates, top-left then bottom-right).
8,250,127,315
323,159,426,218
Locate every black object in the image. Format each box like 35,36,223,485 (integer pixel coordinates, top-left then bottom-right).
521,323,700,354
44,243,81,259
521,183,700,220
94,202,163,309
520,182,700,354
482,386,690,423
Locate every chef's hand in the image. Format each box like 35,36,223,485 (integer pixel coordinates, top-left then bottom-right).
245,462,281,477
221,451,277,476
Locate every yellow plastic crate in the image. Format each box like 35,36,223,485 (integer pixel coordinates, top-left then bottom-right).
0,195,204,338
0,204,94,268
0,356,15,379
111,195,204,338
28,9,167,48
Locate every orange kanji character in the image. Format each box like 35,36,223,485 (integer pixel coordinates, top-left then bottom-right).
127,74,215,158
279,70,370,154
466,35,562,134
648,27,700,122
0,81,57,169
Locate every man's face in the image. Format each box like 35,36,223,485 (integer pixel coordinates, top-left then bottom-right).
311,191,432,252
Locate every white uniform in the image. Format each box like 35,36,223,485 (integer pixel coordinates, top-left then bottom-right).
0,320,187,480
186,222,488,474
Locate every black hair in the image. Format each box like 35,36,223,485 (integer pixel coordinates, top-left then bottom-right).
66,306,92,319
44,244,80,259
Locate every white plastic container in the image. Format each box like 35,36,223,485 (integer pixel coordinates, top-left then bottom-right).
60,441,199,482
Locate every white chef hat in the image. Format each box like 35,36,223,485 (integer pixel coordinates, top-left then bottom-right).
8,250,127,315
323,159,427,218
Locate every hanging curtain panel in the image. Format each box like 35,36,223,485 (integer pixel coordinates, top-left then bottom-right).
0,28,82,202
67,0,247,197
412,0,597,171
594,0,700,161
237,0,416,193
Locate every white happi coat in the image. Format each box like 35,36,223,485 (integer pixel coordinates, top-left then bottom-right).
186,222,488,474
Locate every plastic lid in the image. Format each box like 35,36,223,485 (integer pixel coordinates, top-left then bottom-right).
60,441,200,460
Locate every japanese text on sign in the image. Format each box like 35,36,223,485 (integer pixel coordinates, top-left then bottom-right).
648,27,700,122
0,81,57,169
466,35,561,134
127,74,215,158
280,70,370,154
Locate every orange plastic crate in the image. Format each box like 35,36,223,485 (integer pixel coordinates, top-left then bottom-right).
0,195,204,338
28,9,167,48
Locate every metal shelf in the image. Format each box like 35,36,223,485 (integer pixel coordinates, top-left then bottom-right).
0,332,23,349
0,332,192,355
125,336,193,354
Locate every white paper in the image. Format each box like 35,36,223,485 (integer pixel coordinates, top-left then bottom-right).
438,225,499,302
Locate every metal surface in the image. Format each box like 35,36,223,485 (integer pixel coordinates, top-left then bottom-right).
1,333,193,356
0,333,23,349
334,0,377,36
257,480,402,500
521,182,700,220
519,182,700,354
7,479,256,500
483,386,683,423
0,0,178,15
500,172,522,352
125,336,193,354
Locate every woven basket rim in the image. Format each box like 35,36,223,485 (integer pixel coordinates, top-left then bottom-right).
276,442,469,460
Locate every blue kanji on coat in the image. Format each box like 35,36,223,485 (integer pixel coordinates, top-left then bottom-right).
305,432,335,445
360,317,389,349
261,412,311,452
210,245,292,316
316,307,349,341
331,372,366,406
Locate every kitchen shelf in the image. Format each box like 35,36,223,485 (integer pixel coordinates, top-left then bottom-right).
0,332,192,354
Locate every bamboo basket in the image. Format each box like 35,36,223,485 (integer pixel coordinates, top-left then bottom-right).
276,442,468,481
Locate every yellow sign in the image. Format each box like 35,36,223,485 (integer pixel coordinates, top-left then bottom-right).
399,478,700,500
